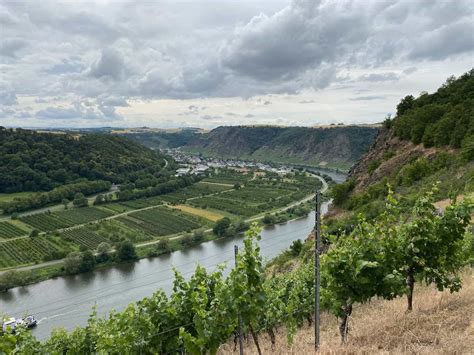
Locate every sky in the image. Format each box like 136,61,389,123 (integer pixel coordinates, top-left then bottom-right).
0,0,473,129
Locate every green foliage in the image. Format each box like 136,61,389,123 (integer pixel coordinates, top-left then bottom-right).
116,240,137,261
331,179,356,206
393,70,474,152
3,204,473,352
73,193,89,208
289,239,303,256
262,214,276,225
213,217,231,236
367,159,381,175
63,252,83,274
96,242,112,263
0,129,170,194
28,229,39,238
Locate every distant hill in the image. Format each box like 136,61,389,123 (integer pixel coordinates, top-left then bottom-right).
0,128,172,193
122,125,379,172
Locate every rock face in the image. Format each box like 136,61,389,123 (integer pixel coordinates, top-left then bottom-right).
185,125,379,171
349,127,451,191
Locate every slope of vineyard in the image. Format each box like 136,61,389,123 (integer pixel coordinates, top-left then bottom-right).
219,269,474,354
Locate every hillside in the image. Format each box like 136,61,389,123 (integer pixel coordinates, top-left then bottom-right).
219,269,474,354
327,70,474,227
123,125,379,172
0,128,172,194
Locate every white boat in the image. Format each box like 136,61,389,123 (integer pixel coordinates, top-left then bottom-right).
2,315,37,333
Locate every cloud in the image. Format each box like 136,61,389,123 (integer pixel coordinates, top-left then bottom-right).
200,114,222,121
358,72,400,82
0,38,27,58
89,48,126,80
0,90,18,105
0,0,473,127
299,99,315,104
36,101,123,122
350,95,386,101
409,19,474,60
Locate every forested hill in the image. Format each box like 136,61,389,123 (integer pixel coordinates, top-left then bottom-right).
329,69,473,226
123,125,379,171
0,128,173,193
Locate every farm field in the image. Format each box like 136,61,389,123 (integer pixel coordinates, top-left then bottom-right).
19,207,115,232
117,206,206,237
0,192,35,203
0,221,28,240
1,170,318,269
168,204,224,222
0,235,72,268
61,227,109,250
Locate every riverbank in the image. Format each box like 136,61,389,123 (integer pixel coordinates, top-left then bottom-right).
1,207,327,340
0,174,329,291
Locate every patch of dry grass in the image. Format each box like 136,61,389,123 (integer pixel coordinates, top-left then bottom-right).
169,204,224,222
219,269,474,354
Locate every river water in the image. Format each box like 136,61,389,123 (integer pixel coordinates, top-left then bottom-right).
0,203,329,340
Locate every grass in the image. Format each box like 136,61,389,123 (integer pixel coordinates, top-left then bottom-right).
218,269,474,354
168,204,224,222
0,192,35,202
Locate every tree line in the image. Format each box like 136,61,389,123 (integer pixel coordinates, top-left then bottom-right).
2,187,472,354
390,69,473,161
0,128,173,193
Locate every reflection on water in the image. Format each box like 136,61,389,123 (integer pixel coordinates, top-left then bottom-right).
0,205,327,340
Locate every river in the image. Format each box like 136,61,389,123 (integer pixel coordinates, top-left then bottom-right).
0,203,329,340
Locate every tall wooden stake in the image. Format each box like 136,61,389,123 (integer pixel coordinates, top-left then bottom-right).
315,189,321,350
235,245,244,355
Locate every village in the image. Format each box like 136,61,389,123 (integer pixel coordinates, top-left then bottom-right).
164,148,294,177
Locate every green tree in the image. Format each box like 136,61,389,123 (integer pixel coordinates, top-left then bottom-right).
96,242,112,263
116,240,137,261
262,214,276,225
72,193,88,208
212,217,231,236
79,251,96,272
29,229,39,238
63,252,83,274
396,189,473,311
61,198,69,210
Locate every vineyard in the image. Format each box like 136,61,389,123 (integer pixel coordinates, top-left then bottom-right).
7,190,472,354
0,222,27,240
61,228,109,250
20,213,72,231
117,207,204,237
0,235,71,268
19,207,114,231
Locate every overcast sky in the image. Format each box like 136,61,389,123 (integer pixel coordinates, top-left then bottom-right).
1,0,473,129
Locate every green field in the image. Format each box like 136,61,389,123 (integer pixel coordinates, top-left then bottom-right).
61,227,109,250
0,192,36,202
117,206,204,237
0,221,28,240
19,207,114,231
0,235,72,268
1,172,318,269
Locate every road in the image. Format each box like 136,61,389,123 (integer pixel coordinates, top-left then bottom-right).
0,173,328,274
